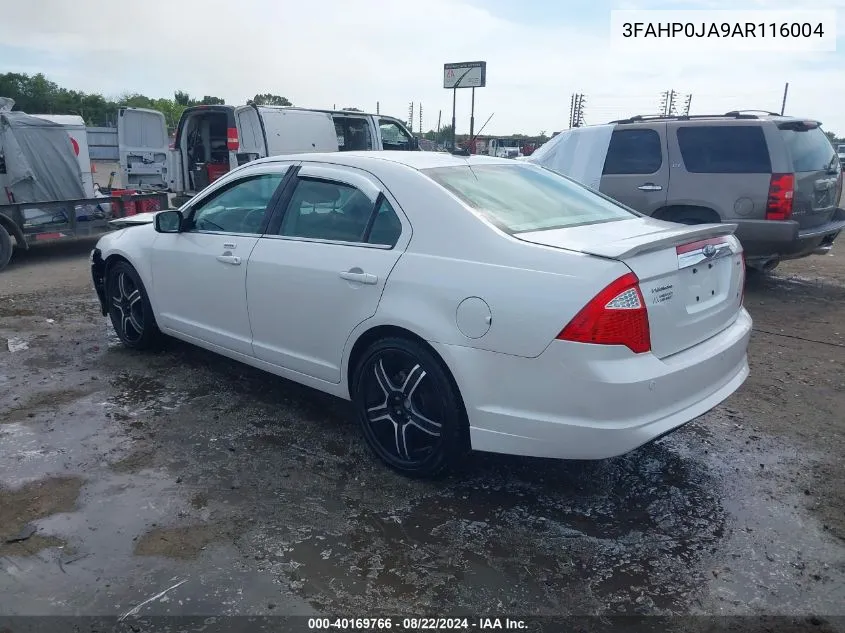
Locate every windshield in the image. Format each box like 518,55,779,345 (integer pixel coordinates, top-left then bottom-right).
423,163,636,234
779,127,837,173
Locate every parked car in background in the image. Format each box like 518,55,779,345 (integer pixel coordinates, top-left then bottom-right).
531,112,844,272
837,143,845,168
91,152,750,477
117,105,418,203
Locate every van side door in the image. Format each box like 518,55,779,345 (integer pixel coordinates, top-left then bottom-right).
236,106,267,165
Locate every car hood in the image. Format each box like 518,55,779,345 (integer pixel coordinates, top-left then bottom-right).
108,211,160,229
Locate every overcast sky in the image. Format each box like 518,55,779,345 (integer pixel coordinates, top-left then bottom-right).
1,0,843,136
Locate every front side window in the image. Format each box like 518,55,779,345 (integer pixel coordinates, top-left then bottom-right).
278,179,375,243
677,125,771,174
379,119,413,150
189,172,285,234
424,163,635,234
603,129,663,175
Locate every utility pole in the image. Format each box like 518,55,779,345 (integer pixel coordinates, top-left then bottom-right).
376,101,380,115
659,90,678,116
419,103,423,137
682,93,692,116
568,93,586,127
573,94,586,127
408,102,414,132
781,82,789,115
436,109,442,146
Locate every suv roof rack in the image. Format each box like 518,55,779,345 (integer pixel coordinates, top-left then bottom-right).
610,110,785,124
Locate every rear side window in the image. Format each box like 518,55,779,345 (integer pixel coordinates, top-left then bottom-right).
779,127,837,173
603,129,663,175
278,179,375,243
677,125,771,174
424,163,635,234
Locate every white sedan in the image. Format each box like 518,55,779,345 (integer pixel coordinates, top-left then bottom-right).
91,151,752,477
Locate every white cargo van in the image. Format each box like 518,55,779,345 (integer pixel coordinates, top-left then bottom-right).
30,114,95,197
117,105,419,197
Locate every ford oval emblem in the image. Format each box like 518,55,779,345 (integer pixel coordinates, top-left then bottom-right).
703,244,717,258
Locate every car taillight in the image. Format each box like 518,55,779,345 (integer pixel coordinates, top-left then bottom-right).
765,173,794,221
226,127,239,151
557,272,651,354
739,254,746,306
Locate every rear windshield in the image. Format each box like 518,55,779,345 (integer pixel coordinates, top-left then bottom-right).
780,127,837,173
423,163,635,234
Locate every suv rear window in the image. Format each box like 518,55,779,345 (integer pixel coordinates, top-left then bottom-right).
779,126,837,173
603,129,663,175
423,163,635,234
677,125,771,174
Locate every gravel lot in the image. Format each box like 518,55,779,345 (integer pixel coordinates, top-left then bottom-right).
1,237,844,630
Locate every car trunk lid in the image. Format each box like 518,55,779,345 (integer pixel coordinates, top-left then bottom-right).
778,121,841,230
516,217,745,359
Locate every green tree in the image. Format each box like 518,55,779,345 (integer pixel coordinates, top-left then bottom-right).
249,93,292,106
174,90,192,106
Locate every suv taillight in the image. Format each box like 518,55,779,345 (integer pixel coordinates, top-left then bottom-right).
557,273,651,354
765,173,794,221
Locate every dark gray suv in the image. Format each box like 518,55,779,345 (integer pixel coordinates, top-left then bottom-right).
600,111,845,272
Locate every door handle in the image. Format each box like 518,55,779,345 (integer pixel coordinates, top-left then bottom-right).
638,183,663,191
216,254,242,265
339,271,378,285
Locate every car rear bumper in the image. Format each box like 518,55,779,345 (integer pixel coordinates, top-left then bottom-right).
432,308,752,460
735,208,845,262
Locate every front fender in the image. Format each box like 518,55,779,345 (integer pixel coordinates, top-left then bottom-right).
94,225,160,318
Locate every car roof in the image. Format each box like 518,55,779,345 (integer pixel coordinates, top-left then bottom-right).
248,151,517,172
609,112,819,126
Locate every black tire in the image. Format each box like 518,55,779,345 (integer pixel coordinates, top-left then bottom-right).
0,223,13,272
352,336,469,478
106,260,163,350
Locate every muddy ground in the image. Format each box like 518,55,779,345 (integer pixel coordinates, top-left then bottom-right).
0,238,844,630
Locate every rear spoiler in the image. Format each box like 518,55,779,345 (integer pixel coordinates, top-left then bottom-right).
777,120,821,131
582,223,738,260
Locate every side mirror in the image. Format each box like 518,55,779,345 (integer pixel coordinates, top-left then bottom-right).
154,210,183,233
410,136,420,151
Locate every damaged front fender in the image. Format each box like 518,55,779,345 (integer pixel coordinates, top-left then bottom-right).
90,248,108,316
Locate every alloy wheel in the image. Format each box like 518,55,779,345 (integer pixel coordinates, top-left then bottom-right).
111,271,144,343
362,350,444,465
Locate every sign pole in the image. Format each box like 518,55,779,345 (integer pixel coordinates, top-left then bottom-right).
451,87,457,150
469,87,476,150
443,61,486,152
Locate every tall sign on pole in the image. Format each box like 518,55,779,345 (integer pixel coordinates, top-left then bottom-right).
443,61,487,151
